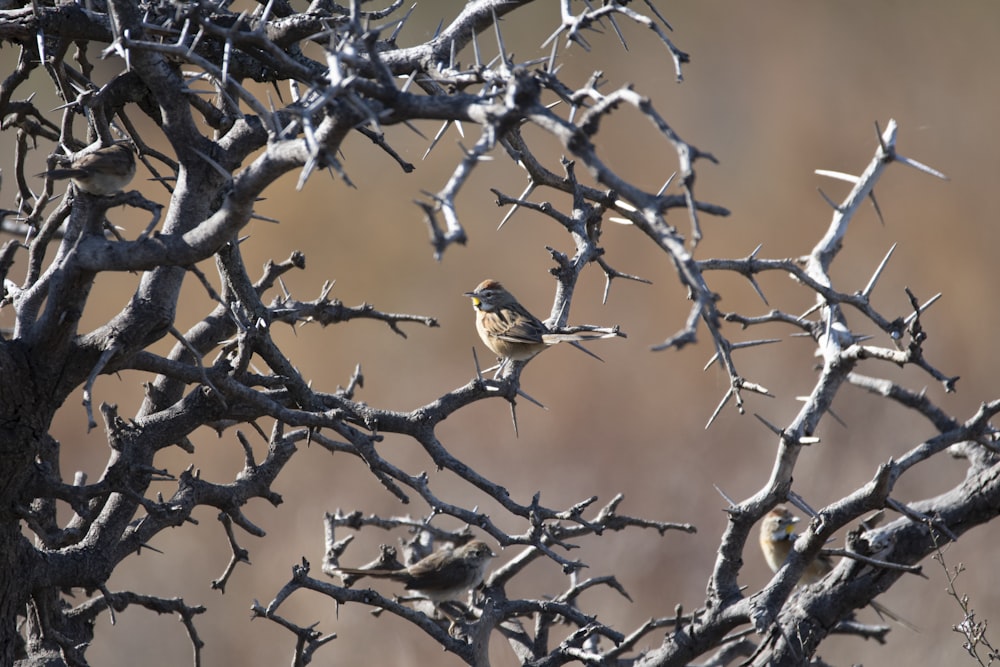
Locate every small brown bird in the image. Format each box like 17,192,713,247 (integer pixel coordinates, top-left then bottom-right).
464,279,618,365
759,506,832,584
333,540,495,603
38,142,136,195
759,506,918,631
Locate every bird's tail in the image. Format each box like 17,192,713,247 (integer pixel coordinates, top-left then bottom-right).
542,329,624,362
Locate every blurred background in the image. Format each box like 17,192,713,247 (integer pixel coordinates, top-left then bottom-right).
7,1,999,664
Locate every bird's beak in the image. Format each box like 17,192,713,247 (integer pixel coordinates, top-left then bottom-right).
464,290,481,307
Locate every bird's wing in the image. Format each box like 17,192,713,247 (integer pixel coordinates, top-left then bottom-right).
490,310,546,344
402,550,459,590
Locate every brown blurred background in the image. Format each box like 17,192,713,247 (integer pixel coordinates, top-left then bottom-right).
9,1,999,664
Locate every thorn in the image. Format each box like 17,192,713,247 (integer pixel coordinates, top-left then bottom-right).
797,301,823,322
497,183,535,230
713,484,738,508
657,173,677,196
491,7,508,66
515,386,547,410
545,36,557,72
703,352,719,372
388,4,416,43
753,413,783,436
895,153,949,181
735,338,781,352
399,69,419,94
705,388,733,429
874,119,888,154
903,293,942,325
817,187,841,211
472,26,482,67
787,492,818,519
814,169,859,184
861,243,897,299
869,191,886,226
423,121,452,160
748,277,769,307
827,407,848,429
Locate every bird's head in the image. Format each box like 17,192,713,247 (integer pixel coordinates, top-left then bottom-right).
464,279,509,312
762,506,800,543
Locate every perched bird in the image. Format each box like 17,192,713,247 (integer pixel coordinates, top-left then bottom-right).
759,506,917,631
759,506,832,584
333,540,495,603
464,279,618,365
38,142,136,195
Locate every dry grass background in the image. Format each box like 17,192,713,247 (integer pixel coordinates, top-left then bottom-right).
9,1,999,665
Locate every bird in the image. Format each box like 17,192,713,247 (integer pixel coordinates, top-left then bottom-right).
759,506,918,631
332,539,496,603
759,505,833,584
37,142,136,195
464,279,619,365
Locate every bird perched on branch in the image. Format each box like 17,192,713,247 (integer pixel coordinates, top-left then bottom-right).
332,540,495,603
759,506,835,585
464,279,621,365
38,142,136,195
759,506,917,631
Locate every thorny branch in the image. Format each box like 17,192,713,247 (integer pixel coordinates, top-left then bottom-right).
0,2,995,667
